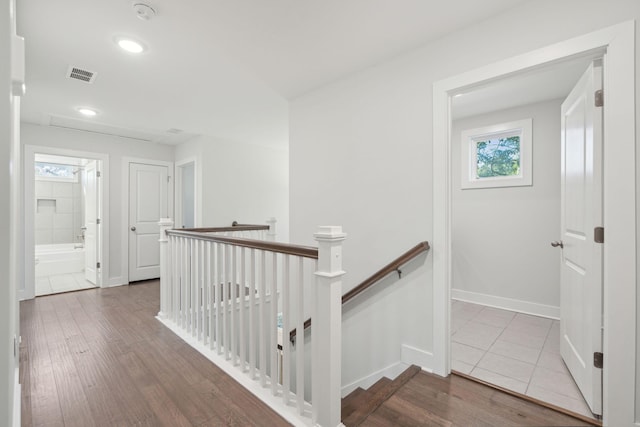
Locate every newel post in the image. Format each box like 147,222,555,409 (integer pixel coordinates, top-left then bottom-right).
313,226,346,427
266,217,277,241
158,218,174,319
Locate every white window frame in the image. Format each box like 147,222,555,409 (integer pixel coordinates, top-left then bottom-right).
461,118,532,189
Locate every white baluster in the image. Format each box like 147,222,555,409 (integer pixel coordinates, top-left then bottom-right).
312,226,346,427
282,255,290,405
249,248,256,379
259,250,267,386
182,237,188,330
158,218,173,319
172,235,179,324
215,242,222,355
191,238,197,336
239,247,246,370
270,252,278,395
231,245,238,364
195,239,201,339
206,241,213,349
224,244,231,360
296,256,305,414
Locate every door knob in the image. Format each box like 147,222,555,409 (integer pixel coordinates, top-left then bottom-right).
551,241,564,248
131,226,136,231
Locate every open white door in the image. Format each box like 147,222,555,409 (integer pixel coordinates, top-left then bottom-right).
129,162,169,282
558,60,603,415
84,160,100,285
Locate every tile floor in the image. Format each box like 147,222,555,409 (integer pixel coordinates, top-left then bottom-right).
35,272,97,296
451,300,596,419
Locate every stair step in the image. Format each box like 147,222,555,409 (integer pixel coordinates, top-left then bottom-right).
367,377,391,396
341,388,367,421
342,365,422,427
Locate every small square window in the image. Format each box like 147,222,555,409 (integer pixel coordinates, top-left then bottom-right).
461,119,532,189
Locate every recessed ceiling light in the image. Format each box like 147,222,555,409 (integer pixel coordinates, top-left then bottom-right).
77,107,98,117
116,38,146,54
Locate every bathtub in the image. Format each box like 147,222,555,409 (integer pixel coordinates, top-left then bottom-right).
35,243,85,277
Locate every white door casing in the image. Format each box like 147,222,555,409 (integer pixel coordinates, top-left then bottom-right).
559,61,603,415
84,160,100,285
433,22,635,426
128,162,169,282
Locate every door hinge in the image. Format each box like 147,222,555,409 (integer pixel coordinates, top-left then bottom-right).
594,226,604,243
595,89,604,107
96,218,101,225
96,171,101,178
594,352,603,369
167,176,171,183
97,262,101,269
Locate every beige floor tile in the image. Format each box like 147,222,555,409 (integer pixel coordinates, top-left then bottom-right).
452,321,503,351
472,306,515,328
451,301,594,420
498,327,547,349
470,367,528,394
529,365,583,400
488,339,541,365
451,342,485,366
477,352,535,383
537,350,567,373
451,359,474,375
526,384,594,418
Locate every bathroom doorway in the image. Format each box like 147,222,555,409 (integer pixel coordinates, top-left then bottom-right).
32,153,100,295
23,145,109,299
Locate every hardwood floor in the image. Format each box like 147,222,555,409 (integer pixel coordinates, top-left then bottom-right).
358,370,595,427
20,280,290,427
21,280,597,427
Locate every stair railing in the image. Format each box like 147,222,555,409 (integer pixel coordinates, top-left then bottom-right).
290,241,430,343
157,218,345,427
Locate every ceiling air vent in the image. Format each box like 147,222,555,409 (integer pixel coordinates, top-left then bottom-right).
66,66,97,84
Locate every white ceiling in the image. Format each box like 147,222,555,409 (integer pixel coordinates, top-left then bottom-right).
17,0,530,148
452,54,601,120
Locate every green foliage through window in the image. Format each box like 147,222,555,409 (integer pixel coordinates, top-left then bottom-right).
475,136,520,178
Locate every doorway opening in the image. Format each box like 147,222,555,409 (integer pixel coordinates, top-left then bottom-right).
432,21,636,425
24,145,110,300
175,158,197,229
447,55,601,421
31,153,103,296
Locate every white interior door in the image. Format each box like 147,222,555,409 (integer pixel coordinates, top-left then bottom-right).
559,60,603,415
129,162,169,282
84,160,100,285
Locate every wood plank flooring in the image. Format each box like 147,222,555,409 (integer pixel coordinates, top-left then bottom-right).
21,279,598,427
20,280,290,427
358,370,595,427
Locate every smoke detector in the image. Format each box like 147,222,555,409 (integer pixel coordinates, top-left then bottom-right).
133,3,156,21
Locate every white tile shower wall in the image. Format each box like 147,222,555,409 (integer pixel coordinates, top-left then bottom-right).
35,180,82,244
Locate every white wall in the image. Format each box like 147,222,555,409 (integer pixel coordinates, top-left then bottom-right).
2,0,19,424
451,99,562,317
290,0,640,404
175,135,289,242
21,123,175,286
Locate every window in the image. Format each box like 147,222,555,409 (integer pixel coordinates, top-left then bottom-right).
35,162,78,182
461,118,532,189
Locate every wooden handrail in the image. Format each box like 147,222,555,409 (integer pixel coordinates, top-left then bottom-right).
290,241,430,341
166,229,319,259
181,224,270,233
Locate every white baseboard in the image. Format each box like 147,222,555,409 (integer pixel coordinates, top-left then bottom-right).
13,367,20,427
452,289,560,320
105,277,127,288
341,361,409,397
401,344,433,373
